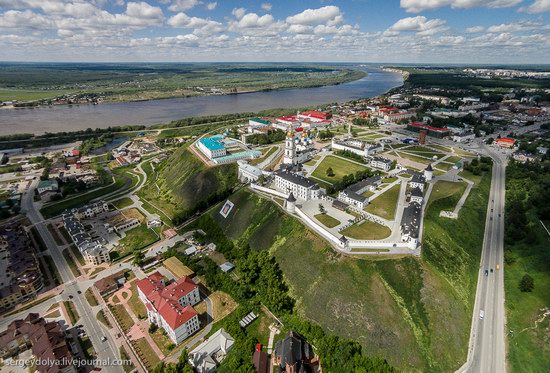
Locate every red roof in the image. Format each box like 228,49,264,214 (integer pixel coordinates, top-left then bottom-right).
299,110,332,120
295,127,304,132
137,272,199,330
409,122,449,133
277,115,298,122
72,149,80,156
496,137,515,143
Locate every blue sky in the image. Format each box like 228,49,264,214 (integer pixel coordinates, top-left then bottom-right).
0,0,549,63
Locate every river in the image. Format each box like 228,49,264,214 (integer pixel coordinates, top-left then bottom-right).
0,66,403,136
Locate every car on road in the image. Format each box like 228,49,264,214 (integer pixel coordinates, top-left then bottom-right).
480,310,485,320
68,295,73,299
485,270,488,276
101,336,107,342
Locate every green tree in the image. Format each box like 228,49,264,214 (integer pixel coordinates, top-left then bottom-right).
519,274,534,292
132,249,145,266
319,204,326,214
326,167,335,177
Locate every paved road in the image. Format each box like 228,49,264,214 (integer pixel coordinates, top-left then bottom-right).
459,144,507,373
20,180,124,372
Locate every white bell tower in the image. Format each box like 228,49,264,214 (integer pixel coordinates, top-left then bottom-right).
283,126,296,165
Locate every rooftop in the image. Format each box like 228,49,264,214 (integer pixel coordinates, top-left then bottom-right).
199,137,225,151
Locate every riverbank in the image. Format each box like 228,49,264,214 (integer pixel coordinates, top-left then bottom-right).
0,66,403,136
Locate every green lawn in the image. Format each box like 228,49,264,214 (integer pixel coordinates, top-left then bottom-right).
395,151,434,165
311,155,368,183
113,197,134,209
445,156,464,164
109,304,135,332
97,310,111,328
128,281,147,319
314,213,340,228
64,301,79,325
434,162,455,171
340,220,391,240
249,146,277,166
114,224,159,256
62,249,81,277
47,224,64,245
133,338,160,371
85,288,99,307
69,244,85,266
427,181,467,212
365,184,400,220
428,144,453,152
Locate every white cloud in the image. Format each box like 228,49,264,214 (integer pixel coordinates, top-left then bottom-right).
231,7,246,19
126,2,163,19
400,0,523,13
206,2,216,10
389,16,448,35
168,0,200,12
167,11,223,34
0,10,54,29
261,3,272,11
466,25,485,32
520,0,550,13
287,24,313,34
236,12,274,28
286,6,342,25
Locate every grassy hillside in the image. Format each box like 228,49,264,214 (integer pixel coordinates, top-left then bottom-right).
139,145,237,222
205,169,490,372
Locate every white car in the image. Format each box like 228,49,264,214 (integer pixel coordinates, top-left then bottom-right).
480,310,485,320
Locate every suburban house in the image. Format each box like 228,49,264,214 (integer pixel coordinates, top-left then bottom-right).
93,270,126,297
136,272,201,344
189,327,235,372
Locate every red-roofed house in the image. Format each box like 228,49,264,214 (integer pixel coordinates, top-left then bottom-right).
298,110,332,122
72,149,80,157
495,137,516,148
136,272,201,344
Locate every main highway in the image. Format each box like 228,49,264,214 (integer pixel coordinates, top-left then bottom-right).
20,179,123,372
459,143,507,373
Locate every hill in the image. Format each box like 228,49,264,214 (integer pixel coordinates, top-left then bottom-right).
204,166,491,372
140,145,238,223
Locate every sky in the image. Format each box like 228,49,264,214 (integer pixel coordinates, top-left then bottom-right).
1,0,550,64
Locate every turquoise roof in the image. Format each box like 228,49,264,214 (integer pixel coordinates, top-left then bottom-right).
200,137,225,151
250,118,270,125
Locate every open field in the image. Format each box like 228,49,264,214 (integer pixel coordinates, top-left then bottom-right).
132,338,160,371
113,197,134,209
314,213,340,228
0,63,366,103
311,155,368,183
394,151,433,165
114,224,159,256
128,281,147,319
340,220,391,240
366,184,400,220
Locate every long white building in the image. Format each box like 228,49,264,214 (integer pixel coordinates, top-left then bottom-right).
274,170,321,201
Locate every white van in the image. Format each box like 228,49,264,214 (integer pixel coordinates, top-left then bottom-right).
480,310,485,320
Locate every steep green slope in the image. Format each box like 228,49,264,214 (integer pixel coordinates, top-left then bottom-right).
140,145,238,222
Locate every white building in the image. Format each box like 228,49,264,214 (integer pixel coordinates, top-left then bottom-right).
369,156,392,171
73,201,109,219
331,138,384,158
400,202,422,249
188,328,235,373
409,174,426,190
452,132,476,143
410,187,424,204
274,170,321,201
384,111,415,123
136,272,201,345
424,164,433,181
237,160,264,183
62,212,110,266
197,136,227,160
338,190,368,209
113,218,139,233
